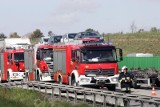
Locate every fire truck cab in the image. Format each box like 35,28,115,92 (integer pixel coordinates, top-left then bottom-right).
0,49,25,82
0,38,31,82
34,44,54,81
53,42,123,90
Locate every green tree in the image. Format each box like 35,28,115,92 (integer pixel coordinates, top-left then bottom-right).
31,29,43,38
85,28,95,32
48,31,54,36
85,28,99,34
150,27,158,32
0,33,7,38
9,32,20,38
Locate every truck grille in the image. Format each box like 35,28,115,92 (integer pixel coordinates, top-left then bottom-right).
85,69,114,76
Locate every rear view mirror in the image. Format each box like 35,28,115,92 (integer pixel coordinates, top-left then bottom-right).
81,48,87,54
116,48,123,62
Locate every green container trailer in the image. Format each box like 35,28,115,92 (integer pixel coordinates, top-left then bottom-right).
118,56,160,70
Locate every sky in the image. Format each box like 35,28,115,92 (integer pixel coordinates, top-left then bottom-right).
0,0,160,36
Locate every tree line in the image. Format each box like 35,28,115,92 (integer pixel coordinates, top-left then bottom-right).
0,27,160,39
0,29,44,39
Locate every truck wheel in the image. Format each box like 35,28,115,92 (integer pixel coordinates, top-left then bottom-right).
58,76,62,84
107,84,116,91
71,78,79,87
36,71,40,81
71,79,76,86
7,72,12,82
24,72,29,82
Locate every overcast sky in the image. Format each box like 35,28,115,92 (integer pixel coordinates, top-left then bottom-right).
0,0,160,36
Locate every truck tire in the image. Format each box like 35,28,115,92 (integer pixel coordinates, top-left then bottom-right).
7,72,12,82
71,74,79,87
24,72,29,82
58,76,62,84
71,79,76,87
36,71,40,81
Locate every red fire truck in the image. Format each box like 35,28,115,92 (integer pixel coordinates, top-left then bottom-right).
24,44,54,81
0,38,31,82
53,42,123,90
0,49,26,82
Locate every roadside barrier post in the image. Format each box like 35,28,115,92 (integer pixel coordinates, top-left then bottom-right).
38,83,41,92
103,95,106,107
74,89,77,104
59,87,61,100
140,101,144,107
123,98,130,107
45,84,47,93
32,82,35,90
21,81,23,88
51,84,54,98
26,82,28,89
66,89,69,102
114,97,118,107
83,91,86,103
93,93,96,107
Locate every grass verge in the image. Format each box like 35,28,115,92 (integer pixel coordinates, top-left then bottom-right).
0,87,90,107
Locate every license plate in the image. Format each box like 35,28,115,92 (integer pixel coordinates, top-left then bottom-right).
13,76,17,79
96,80,105,85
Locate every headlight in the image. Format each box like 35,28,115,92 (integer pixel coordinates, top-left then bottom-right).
42,73,49,77
13,73,18,76
111,78,118,82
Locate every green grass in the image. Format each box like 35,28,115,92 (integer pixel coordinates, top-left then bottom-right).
0,87,90,107
104,31,160,56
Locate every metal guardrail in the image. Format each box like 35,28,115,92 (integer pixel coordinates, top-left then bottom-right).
0,81,160,107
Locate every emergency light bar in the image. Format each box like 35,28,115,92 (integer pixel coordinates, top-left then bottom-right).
84,42,113,46
57,39,113,46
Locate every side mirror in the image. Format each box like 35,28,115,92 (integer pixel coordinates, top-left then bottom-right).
116,48,123,62
81,49,87,54
119,49,123,61
36,53,40,60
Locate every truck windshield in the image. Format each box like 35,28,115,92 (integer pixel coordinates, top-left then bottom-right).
68,33,77,39
43,38,49,42
82,48,117,63
54,36,62,43
41,49,53,61
14,53,24,62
